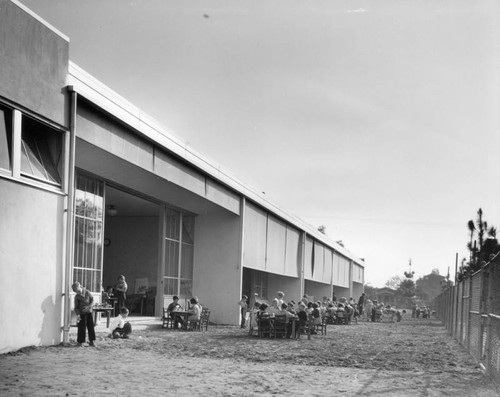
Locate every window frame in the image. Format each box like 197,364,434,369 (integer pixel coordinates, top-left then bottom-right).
0,100,67,194
163,209,195,298
0,103,13,172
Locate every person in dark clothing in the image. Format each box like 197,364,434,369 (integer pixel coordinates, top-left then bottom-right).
167,295,184,329
357,292,365,316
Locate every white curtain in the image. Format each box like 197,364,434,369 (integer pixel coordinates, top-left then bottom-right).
284,226,300,278
243,202,267,270
266,215,287,275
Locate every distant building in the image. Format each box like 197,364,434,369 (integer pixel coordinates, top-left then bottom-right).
369,287,397,306
0,0,364,353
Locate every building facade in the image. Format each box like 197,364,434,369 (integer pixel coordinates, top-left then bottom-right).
0,0,364,353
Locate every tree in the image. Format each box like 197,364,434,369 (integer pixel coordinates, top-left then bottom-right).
467,219,476,265
363,284,377,300
385,275,403,289
458,208,499,281
416,271,448,303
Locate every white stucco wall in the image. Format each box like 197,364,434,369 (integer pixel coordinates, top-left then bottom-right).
193,210,241,325
0,179,64,353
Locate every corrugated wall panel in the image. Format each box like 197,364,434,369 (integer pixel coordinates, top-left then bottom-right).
324,247,333,285
284,226,300,278
266,215,287,275
243,202,266,271
313,242,325,283
304,236,313,280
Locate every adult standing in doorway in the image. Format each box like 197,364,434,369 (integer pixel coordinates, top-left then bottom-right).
115,275,128,312
238,295,248,329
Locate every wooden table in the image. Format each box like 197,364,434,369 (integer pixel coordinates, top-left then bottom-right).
254,314,297,339
172,311,190,330
93,307,114,328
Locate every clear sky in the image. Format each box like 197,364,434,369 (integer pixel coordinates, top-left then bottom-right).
21,0,500,287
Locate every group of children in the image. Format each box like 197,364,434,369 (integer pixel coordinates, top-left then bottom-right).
166,295,203,329
242,291,350,337
363,299,407,322
72,274,132,347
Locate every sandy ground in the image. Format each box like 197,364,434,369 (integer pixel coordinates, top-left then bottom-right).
0,315,498,397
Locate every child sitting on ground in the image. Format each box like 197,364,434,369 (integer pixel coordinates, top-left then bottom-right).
109,307,132,339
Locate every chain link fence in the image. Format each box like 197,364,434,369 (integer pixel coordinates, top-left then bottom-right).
434,255,500,389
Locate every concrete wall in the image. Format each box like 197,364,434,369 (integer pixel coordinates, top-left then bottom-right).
268,274,302,304
304,280,332,302
0,0,69,127
193,210,241,325
102,216,159,293
333,286,351,301
0,179,64,353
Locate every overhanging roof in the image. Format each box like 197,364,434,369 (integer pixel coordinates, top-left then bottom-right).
67,61,364,267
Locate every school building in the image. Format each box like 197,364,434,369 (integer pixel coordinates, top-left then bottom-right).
0,0,365,353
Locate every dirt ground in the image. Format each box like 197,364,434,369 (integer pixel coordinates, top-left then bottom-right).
0,315,498,396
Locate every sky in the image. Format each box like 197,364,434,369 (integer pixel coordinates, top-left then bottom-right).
21,0,500,287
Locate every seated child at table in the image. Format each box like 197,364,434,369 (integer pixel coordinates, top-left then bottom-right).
109,307,132,339
268,298,280,315
167,295,184,329
187,297,202,322
257,303,272,330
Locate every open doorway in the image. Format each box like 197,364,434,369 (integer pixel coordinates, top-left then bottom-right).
103,185,160,316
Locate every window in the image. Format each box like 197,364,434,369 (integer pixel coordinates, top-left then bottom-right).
163,209,195,298
20,115,62,186
73,173,104,293
0,104,12,171
254,270,268,299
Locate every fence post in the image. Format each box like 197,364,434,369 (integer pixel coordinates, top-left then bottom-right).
454,253,459,338
485,262,493,376
467,275,473,350
460,279,464,345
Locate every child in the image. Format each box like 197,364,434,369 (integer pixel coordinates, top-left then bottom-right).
72,282,96,347
296,302,308,337
115,275,128,312
109,307,132,339
268,298,280,315
238,295,248,329
276,291,285,307
311,303,321,334
167,296,184,329
249,301,261,335
257,303,272,337
101,285,113,306
187,297,202,322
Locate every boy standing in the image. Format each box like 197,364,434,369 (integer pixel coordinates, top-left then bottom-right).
72,282,96,347
109,307,132,339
